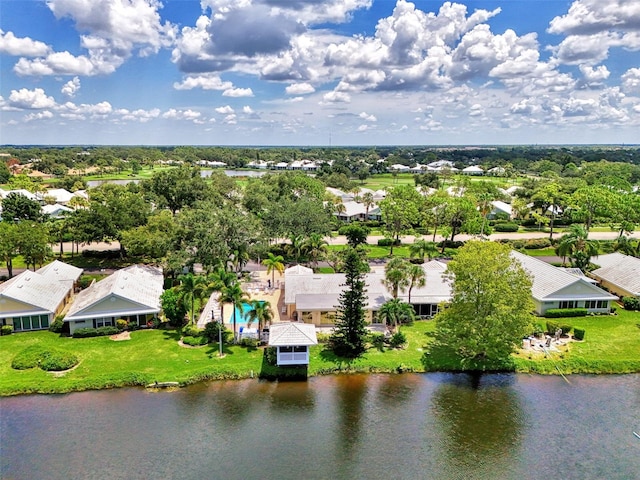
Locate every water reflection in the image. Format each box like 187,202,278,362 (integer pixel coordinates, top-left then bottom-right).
334,375,369,462
431,373,524,478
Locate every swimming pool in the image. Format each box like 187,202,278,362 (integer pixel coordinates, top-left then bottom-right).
232,301,264,326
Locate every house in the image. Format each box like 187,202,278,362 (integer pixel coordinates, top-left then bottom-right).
333,200,380,222
283,262,451,325
37,188,74,205
488,200,513,219
268,322,318,366
42,203,73,218
64,265,164,334
0,261,83,331
590,253,640,299
462,166,484,175
511,251,617,315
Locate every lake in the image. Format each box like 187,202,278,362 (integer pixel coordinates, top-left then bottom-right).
1,373,639,480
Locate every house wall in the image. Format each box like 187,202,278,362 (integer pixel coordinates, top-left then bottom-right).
595,279,636,300
536,299,612,316
295,308,376,326
277,346,309,366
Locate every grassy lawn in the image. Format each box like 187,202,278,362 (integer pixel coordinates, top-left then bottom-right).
2,310,638,395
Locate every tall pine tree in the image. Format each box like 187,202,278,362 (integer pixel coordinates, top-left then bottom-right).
330,247,368,358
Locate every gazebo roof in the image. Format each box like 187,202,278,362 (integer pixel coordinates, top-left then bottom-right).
269,322,318,347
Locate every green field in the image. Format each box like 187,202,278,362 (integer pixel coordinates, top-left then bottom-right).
2,309,639,396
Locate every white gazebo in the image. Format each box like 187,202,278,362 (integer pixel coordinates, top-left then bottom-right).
268,322,318,366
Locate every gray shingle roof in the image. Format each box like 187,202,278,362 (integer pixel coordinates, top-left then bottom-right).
269,322,318,346
511,251,616,301
65,265,163,319
591,253,640,296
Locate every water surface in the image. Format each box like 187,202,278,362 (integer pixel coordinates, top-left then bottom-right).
1,374,638,480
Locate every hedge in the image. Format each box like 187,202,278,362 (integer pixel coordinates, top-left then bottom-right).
573,328,586,341
493,223,519,232
182,335,209,346
73,326,118,338
544,308,587,318
546,320,573,335
377,238,400,247
622,296,640,311
1,325,13,336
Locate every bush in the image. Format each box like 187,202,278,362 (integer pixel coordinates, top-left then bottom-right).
116,319,128,331
11,346,79,371
264,347,278,366
239,338,259,348
182,335,209,346
532,322,545,337
97,326,118,336
389,331,407,348
182,325,203,337
49,317,64,333
73,327,98,338
544,308,587,318
622,296,640,311
494,223,519,232
377,238,400,247
573,328,586,341
203,322,231,344
1,325,13,336
316,332,331,344
369,332,386,349
436,239,464,249
523,238,552,249
127,321,139,331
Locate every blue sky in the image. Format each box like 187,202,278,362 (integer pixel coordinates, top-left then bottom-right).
1,0,639,146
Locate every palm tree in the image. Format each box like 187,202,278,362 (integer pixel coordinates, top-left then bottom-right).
406,264,426,304
382,257,410,299
303,233,328,270
409,238,438,263
377,298,416,330
262,252,285,286
246,299,273,335
361,192,375,220
476,192,493,236
613,235,640,257
219,282,248,342
286,234,305,264
556,225,599,271
177,273,207,325
208,267,237,324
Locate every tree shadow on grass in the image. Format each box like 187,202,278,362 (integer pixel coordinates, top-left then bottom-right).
162,330,181,341
421,343,517,373
259,348,309,380
318,347,358,370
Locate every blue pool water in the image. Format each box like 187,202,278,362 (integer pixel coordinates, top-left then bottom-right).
232,302,264,326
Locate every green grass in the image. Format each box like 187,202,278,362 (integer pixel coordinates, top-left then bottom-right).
2,309,638,395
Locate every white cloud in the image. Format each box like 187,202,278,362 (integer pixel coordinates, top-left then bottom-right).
8,88,56,110
61,77,81,97
215,105,235,114
621,68,640,94
322,91,351,103
285,82,315,95
222,87,254,97
359,111,376,122
242,106,254,114
223,114,237,124
173,74,233,91
0,30,50,56
14,51,101,76
24,110,54,122
162,108,202,121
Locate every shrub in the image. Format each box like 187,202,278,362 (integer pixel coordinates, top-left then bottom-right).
264,347,278,366
203,322,232,344
73,327,98,338
127,321,139,331
315,332,331,344
544,308,587,318
573,328,586,341
182,325,203,337
182,335,208,346
494,223,519,232
523,238,552,249
369,332,386,349
546,320,559,334
558,323,573,335
389,331,407,348
436,240,464,249
97,326,118,336
1,325,13,336
532,323,545,337
377,238,400,247
49,317,64,333
116,319,128,331
239,338,259,348
622,296,640,311
11,345,79,371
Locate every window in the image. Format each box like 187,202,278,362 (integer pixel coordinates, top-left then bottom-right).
13,318,22,330
559,301,577,309
280,346,293,353
293,346,307,353
41,315,49,328
585,300,608,309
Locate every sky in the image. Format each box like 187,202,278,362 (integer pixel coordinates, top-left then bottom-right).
1,0,639,146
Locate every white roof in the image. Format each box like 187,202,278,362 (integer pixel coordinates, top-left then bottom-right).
511,251,616,301
37,260,83,283
491,200,512,216
0,189,36,200
42,203,73,217
40,188,74,203
462,166,484,173
591,253,640,296
325,187,351,199
337,200,369,217
422,260,448,271
269,322,318,346
65,265,163,320
0,266,77,316
284,264,313,276
390,164,410,171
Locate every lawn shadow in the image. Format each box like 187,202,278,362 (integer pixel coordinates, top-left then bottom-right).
162,330,181,341
204,342,234,358
421,343,517,373
318,347,357,369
